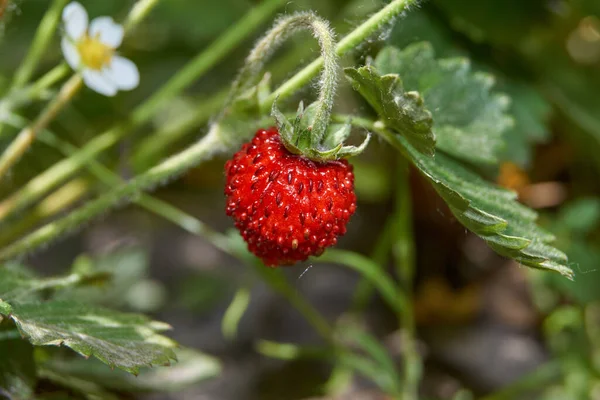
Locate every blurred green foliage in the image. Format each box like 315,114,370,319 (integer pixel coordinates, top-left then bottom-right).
0,0,599,399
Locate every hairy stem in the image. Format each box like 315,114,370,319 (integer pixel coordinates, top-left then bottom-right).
0,127,224,262
260,0,418,112
0,74,83,178
227,11,338,146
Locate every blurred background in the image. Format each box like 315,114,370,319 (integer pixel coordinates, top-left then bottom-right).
1,0,600,399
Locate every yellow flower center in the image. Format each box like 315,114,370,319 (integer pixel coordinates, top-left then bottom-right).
76,34,113,70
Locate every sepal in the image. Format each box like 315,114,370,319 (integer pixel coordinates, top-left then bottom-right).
271,100,371,162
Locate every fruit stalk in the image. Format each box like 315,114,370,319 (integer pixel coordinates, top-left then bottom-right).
223,11,338,147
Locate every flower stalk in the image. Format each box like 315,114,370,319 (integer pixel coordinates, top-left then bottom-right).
224,11,339,154
0,74,83,178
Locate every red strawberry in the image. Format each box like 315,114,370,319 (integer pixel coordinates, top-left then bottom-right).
224,127,356,267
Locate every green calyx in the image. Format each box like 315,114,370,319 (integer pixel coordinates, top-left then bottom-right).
221,11,372,162
272,100,371,162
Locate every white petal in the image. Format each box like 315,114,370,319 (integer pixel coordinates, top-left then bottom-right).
62,2,88,40
82,69,118,96
61,38,80,69
89,17,124,48
104,56,139,91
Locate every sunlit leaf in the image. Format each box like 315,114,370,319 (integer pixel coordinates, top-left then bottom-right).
0,300,177,374
373,42,512,165
395,134,572,278
346,47,571,278
345,65,435,156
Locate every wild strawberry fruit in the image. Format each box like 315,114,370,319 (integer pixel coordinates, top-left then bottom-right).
225,127,356,267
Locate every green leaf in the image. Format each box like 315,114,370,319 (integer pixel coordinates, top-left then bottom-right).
0,301,177,374
43,348,221,393
374,43,512,165
344,65,435,156
0,336,37,400
394,134,572,278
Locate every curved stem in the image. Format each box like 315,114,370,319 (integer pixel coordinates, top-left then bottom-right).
226,11,338,145
260,0,419,112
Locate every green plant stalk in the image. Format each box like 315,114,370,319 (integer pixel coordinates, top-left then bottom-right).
123,0,161,32
23,63,70,99
351,217,394,312
10,0,69,89
333,114,423,398
1,64,70,116
221,287,251,340
0,126,225,261
260,0,418,112
0,74,83,178
0,0,163,181
0,0,285,222
318,249,409,316
131,92,228,171
228,11,338,148
256,340,334,360
393,157,420,400
0,179,90,246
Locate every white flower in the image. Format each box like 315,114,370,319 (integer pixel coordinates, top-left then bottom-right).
61,2,139,97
